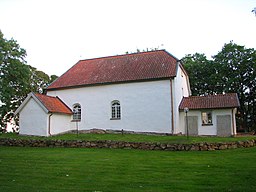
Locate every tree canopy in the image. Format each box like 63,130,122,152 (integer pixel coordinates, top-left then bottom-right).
0,30,30,131
0,31,58,132
182,41,256,132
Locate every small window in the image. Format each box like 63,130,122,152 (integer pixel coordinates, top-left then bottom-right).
202,111,212,125
73,104,81,121
111,100,121,120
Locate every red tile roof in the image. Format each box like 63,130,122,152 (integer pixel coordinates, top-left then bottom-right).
34,93,72,114
47,50,178,90
179,93,240,110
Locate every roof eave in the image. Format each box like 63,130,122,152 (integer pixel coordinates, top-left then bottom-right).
47,77,173,91
48,111,73,115
179,106,239,111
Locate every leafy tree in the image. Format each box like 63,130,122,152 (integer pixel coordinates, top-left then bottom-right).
50,75,58,82
29,66,58,94
213,42,256,131
0,31,59,132
0,30,31,132
29,66,50,93
182,53,220,95
182,42,256,132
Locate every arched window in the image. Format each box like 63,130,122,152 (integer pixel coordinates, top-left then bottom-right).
111,100,121,119
73,104,81,121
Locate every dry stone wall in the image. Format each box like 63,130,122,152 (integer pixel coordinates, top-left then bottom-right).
0,138,255,151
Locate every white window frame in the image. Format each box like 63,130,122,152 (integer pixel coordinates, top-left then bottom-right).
111,100,121,120
73,103,81,121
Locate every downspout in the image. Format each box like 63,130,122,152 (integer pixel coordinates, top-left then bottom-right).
170,79,174,134
231,108,235,136
48,113,53,136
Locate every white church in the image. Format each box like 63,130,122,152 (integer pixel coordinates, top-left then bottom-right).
15,50,240,137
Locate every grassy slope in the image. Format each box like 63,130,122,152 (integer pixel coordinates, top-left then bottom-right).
0,146,256,192
1,133,255,144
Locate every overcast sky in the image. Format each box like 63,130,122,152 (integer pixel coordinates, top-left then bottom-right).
0,0,255,76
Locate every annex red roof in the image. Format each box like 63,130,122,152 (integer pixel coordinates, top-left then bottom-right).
179,93,240,110
35,93,72,114
47,50,178,90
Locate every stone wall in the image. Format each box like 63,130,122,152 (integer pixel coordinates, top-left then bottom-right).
0,138,255,151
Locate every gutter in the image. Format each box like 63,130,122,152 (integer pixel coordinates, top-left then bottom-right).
48,113,53,136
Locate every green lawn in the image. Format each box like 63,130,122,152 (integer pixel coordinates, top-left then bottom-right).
0,146,256,191
1,133,255,144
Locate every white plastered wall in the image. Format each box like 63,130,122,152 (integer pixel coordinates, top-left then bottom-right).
49,113,73,135
179,108,236,136
19,98,48,136
47,80,173,133
172,64,191,134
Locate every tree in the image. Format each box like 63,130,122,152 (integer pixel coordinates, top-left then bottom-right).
0,31,59,132
29,67,58,94
213,42,256,132
0,30,31,131
29,66,50,93
182,42,256,132
50,75,58,83
182,53,220,95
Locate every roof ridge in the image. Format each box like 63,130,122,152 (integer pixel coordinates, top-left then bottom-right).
34,93,57,99
78,49,169,62
188,93,237,98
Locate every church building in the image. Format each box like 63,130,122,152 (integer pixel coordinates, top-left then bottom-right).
15,50,240,136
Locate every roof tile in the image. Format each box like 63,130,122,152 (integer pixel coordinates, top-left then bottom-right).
179,93,240,110
35,93,72,114
47,50,178,90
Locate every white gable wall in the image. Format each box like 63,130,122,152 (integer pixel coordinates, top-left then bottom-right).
19,98,48,136
47,80,173,133
172,64,190,134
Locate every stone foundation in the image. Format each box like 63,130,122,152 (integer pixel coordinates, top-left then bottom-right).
0,138,255,151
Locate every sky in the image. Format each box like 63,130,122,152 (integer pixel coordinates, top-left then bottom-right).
0,0,255,76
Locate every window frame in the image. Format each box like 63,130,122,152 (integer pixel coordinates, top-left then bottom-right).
72,103,81,121
111,100,121,120
201,111,213,126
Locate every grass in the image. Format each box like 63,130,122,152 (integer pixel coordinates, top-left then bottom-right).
0,146,256,191
0,132,255,144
